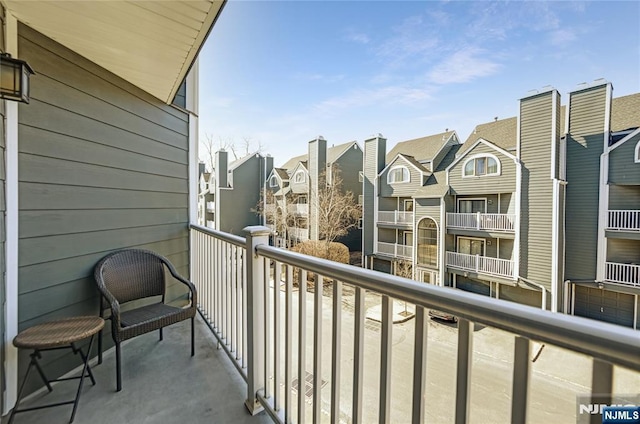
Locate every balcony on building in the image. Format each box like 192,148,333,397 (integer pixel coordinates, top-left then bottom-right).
605,262,640,287
377,210,413,228
206,201,215,212
446,251,515,280
446,212,516,237
287,203,308,216
607,210,640,238
375,241,413,259
287,226,309,241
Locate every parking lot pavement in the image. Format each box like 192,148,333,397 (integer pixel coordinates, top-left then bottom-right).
280,288,640,424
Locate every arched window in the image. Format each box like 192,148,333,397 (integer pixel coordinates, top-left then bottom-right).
269,175,278,187
462,154,500,177
387,166,410,183
417,218,438,266
294,170,306,183
635,140,640,163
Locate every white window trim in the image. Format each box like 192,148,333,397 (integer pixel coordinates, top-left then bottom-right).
358,171,364,182
387,165,410,184
461,153,501,178
635,140,640,163
456,236,487,256
416,217,439,267
456,197,488,213
294,170,306,183
269,175,278,187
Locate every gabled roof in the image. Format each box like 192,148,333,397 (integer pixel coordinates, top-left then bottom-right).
280,141,361,171
228,152,261,171
275,168,289,180
459,117,518,156
386,131,457,163
413,176,449,198
380,153,430,178
327,141,361,163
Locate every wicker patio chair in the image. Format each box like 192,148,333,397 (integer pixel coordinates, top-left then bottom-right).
94,249,197,391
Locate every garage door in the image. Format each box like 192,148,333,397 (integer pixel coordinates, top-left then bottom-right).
573,286,635,328
455,276,490,297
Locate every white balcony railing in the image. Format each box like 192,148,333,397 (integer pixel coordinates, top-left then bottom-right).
446,212,516,232
287,226,308,241
190,224,640,424
446,251,514,279
607,210,640,231
378,211,413,226
376,241,413,259
206,201,215,212
605,262,640,287
288,204,308,215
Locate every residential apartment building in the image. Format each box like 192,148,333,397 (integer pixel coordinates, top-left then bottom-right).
265,137,363,250
363,80,640,329
198,150,273,236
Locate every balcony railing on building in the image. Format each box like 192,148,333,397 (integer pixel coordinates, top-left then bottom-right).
287,226,308,241
206,201,215,212
376,241,413,259
607,210,640,231
446,251,514,279
446,212,516,232
288,204,308,216
605,262,640,287
190,224,639,424
377,211,413,226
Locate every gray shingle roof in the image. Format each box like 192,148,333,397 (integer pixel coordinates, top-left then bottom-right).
611,93,640,132
280,141,359,171
386,131,456,163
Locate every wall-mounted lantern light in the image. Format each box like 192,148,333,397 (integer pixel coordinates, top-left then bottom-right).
0,53,35,103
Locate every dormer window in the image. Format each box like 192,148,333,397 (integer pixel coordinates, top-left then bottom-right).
387,166,410,183
294,170,306,183
463,154,500,177
635,140,640,163
269,175,278,187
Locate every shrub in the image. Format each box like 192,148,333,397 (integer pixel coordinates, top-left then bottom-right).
289,240,349,287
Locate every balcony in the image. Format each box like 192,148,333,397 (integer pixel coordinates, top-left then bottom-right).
607,210,640,232
446,251,515,279
446,212,516,232
206,201,215,212
377,211,413,227
287,226,308,241
376,241,413,259
288,204,308,216
605,262,640,287
19,226,640,424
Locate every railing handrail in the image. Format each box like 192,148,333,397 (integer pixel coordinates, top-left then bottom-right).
254,242,639,371
191,223,246,248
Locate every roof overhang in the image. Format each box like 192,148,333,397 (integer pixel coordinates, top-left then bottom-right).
4,0,225,103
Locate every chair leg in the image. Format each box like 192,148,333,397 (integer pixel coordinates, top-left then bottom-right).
115,341,122,392
191,317,195,357
97,329,103,365
159,328,163,341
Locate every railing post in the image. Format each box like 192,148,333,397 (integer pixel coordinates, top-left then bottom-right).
475,254,480,273
476,211,481,230
244,225,271,415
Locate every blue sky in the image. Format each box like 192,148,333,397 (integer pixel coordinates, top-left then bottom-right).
198,1,640,167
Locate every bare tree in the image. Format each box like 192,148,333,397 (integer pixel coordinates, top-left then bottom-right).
200,134,265,171
314,166,361,251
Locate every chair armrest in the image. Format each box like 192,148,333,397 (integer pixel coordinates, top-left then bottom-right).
161,258,197,308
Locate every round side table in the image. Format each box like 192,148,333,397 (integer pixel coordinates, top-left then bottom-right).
8,316,104,424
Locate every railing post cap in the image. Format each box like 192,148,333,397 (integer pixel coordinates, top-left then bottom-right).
243,225,272,237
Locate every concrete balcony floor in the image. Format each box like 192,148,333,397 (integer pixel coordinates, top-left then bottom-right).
5,317,272,424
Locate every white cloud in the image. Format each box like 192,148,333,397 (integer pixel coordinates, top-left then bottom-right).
428,48,501,84
315,85,435,113
549,29,577,46
344,28,370,45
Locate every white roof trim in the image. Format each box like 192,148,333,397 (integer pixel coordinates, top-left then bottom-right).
378,153,427,178
608,128,640,152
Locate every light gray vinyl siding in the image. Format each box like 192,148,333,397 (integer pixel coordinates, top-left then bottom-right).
518,90,559,289
608,185,640,210
609,133,640,185
606,239,640,264
218,155,267,236
498,239,514,260
289,166,309,194
565,85,609,280
334,144,363,250
379,156,424,197
17,24,190,393
363,137,386,256
448,144,516,195
415,198,440,227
